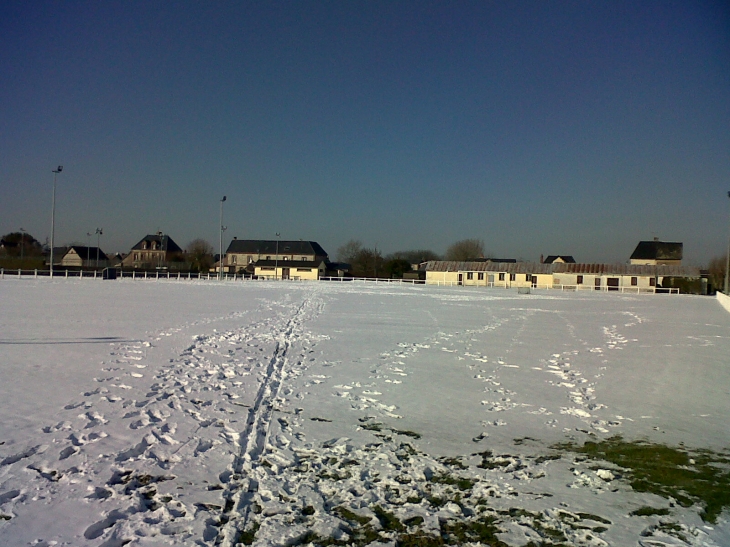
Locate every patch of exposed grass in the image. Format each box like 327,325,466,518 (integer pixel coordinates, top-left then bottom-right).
429,473,477,491
373,505,405,532
237,522,260,545
439,456,469,470
310,417,332,422
333,506,371,526
555,436,730,523
629,506,670,517
440,517,509,546
393,429,422,439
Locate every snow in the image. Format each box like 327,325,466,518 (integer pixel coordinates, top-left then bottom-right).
0,278,729,546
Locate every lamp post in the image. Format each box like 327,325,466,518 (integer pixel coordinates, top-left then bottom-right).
219,196,227,280
87,232,92,267
19,228,26,263
725,191,730,294
275,232,280,280
50,165,63,278
95,228,103,268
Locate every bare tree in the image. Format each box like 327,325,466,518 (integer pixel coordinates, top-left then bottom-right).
351,247,384,277
707,255,727,292
386,249,441,264
336,239,362,263
445,239,486,261
186,239,214,272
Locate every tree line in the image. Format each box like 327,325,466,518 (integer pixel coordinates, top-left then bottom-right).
335,238,489,278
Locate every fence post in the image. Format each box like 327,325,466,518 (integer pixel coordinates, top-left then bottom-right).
34,269,38,278
65,269,68,278
18,268,21,277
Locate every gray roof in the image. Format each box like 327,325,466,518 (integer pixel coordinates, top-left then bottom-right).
226,240,328,257
130,235,182,253
630,241,683,261
424,261,700,277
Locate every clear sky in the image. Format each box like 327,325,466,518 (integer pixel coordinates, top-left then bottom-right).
2,1,729,265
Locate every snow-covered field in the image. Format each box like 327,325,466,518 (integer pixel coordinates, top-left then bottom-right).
0,279,729,547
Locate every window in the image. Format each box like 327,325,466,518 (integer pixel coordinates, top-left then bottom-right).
266,256,271,260
498,273,505,281
297,268,312,272
467,272,473,280
231,255,236,263
650,277,656,287
134,253,139,261
248,256,254,263
577,275,583,285
478,272,484,280
631,277,637,286
510,273,516,281
525,274,531,281
142,242,147,250
261,267,274,271
301,257,307,261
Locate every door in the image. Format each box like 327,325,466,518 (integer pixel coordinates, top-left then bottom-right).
458,273,463,286
607,278,619,291
595,278,601,290
282,267,290,280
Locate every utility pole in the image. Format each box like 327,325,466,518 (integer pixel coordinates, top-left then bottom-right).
50,166,63,278
725,191,730,294
275,233,280,280
219,196,227,280
96,228,103,268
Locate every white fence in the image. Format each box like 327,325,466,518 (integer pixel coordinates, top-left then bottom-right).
428,280,679,294
0,269,682,295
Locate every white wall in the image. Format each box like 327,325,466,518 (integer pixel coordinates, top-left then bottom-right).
717,291,730,314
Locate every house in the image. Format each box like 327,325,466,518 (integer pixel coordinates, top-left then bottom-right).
630,239,682,266
121,233,183,269
224,239,328,274
424,261,701,293
59,246,109,268
543,255,575,264
254,259,329,280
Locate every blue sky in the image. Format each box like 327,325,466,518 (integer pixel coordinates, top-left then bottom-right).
1,1,729,264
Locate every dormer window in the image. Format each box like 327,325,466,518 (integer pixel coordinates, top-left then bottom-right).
142,242,147,250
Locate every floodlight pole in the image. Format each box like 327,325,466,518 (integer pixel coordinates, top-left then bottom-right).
96,228,103,268
275,233,280,280
219,196,227,280
20,228,25,262
87,232,92,267
725,191,730,294
50,166,63,278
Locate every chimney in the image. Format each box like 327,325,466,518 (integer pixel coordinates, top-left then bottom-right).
540,254,544,263
653,236,659,241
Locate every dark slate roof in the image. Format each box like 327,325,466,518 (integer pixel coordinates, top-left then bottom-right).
630,241,683,261
130,235,182,253
225,240,328,257
254,259,328,268
66,246,108,261
544,255,576,264
424,261,700,277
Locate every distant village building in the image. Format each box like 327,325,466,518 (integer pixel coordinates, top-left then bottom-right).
59,246,109,268
121,233,183,269
224,239,328,271
424,260,701,293
630,239,682,266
